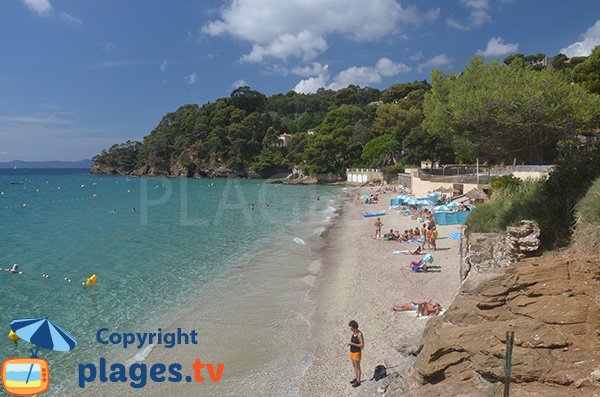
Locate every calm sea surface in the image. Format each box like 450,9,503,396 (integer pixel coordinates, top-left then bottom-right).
0,169,342,395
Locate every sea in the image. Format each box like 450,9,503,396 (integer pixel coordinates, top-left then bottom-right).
0,169,344,396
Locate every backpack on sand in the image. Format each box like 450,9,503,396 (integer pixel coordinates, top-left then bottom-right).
371,364,387,381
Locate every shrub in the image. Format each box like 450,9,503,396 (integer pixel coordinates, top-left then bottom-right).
466,180,544,234
571,178,600,256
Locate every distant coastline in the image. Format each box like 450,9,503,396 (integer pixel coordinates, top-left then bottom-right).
0,159,93,169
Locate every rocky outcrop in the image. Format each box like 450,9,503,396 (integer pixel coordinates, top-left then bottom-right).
403,255,600,397
464,221,542,279
502,220,541,262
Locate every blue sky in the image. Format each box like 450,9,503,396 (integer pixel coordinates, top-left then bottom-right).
1,0,600,161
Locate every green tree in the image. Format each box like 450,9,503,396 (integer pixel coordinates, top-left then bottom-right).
372,103,422,142
573,45,600,94
423,56,600,164
360,134,401,167
303,105,372,175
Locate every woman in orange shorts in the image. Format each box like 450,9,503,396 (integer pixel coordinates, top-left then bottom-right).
347,320,365,387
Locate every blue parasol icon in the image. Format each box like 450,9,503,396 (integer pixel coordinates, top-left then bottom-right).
10,317,77,384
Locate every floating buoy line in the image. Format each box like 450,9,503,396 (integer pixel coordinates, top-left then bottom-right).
0,178,164,210
2,267,99,287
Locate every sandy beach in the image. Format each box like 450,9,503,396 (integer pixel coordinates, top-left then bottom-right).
75,185,463,397
300,187,463,396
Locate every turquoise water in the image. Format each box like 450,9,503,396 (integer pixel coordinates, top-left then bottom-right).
0,170,340,395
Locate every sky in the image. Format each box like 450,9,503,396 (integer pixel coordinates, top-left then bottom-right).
1,0,600,161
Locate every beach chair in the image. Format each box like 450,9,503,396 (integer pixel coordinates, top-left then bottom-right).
410,254,434,272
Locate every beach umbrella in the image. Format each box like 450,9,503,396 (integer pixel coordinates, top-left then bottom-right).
448,201,460,208
10,318,77,355
360,194,370,199
416,199,430,205
406,198,417,205
434,205,451,211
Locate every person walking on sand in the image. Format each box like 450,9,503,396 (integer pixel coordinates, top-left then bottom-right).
374,217,383,239
347,320,365,387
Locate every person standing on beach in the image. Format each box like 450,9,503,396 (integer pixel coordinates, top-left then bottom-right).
374,217,383,239
430,226,438,251
347,320,365,387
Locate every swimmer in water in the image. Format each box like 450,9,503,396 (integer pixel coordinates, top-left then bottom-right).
10,264,19,274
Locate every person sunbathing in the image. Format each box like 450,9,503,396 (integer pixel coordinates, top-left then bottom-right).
399,231,409,242
393,301,442,317
383,229,396,240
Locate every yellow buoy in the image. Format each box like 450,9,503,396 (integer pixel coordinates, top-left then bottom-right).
85,273,98,286
8,330,19,342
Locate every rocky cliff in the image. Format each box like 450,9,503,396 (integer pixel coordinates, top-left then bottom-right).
91,153,258,178
404,254,600,396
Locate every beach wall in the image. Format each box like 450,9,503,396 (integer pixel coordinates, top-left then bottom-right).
410,176,481,198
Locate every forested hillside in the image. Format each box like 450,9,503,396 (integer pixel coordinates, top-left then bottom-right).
93,49,600,179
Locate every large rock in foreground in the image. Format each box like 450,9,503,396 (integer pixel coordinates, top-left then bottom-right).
406,255,600,397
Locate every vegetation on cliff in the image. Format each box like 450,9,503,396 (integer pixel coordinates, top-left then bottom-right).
94,49,600,178
467,145,600,248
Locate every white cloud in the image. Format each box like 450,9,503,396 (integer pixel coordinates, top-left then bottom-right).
417,54,454,73
460,0,489,9
424,7,441,23
447,0,492,30
184,72,198,84
22,0,82,24
375,58,410,76
560,19,600,57
202,0,427,62
159,60,168,73
241,30,328,62
232,79,248,89
409,51,424,61
89,60,157,69
446,18,468,31
0,115,73,125
477,37,519,57
22,0,52,15
469,9,491,26
293,58,410,94
293,75,330,94
102,42,116,52
59,11,82,25
291,62,329,77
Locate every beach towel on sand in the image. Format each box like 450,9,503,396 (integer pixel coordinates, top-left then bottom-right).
401,309,446,318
